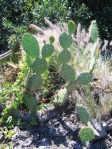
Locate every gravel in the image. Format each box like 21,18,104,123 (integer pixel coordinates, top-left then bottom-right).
1,103,112,148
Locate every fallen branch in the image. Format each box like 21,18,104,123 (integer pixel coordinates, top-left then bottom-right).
0,50,11,61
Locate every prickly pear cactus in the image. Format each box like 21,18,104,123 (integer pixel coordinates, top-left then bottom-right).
59,32,72,50
26,54,34,67
66,82,75,92
79,127,94,142
31,58,47,74
23,93,38,111
90,20,99,43
27,75,43,91
60,64,76,81
58,50,71,64
76,72,93,85
76,106,90,124
68,20,75,35
22,33,40,58
49,36,55,44
42,44,54,58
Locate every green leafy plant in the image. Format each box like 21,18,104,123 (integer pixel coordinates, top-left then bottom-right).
0,55,29,127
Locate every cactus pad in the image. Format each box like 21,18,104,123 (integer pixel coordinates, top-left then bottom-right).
60,64,76,81
59,32,72,50
32,58,47,74
79,127,94,142
23,93,38,111
76,72,93,85
68,20,75,35
58,50,71,64
42,44,54,58
90,20,99,42
22,33,40,58
76,106,90,123
66,82,75,92
27,75,43,91
49,36,55,44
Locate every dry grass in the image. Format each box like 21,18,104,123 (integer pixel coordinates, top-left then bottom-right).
28,18,112,118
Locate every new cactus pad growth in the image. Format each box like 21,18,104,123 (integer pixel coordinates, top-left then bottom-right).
49,36,55,44
27,75,43,91
59,32,72,50
60,64,76,81
31,58,47,74
22,33,40,58
58,50,71,64
76,106,90,123
90,20,99,43
68,20,75,35
42,44,54,58
79,127,94,142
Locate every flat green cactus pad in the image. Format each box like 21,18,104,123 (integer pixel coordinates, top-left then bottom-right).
58,50,71,64
90,20,99,42
27,75,43,91
60,64,76,81
22,33,40,58
32,58,47,74
23,93,38,111
76,72,93,85
79,127,94,142
59,32,72,50
42,44,54,58
76,106,90,124
68,20,75,35
66,82,75,92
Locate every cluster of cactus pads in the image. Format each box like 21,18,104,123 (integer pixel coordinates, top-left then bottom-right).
76,105,95,142
21,20,95,111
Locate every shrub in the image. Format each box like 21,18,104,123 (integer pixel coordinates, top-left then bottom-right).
0,0,35,53
0,0,71,53
32,0,70,26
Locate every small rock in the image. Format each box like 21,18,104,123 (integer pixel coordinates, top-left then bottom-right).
19,131,29,140
22,137,33,147
37,138,50,149
42,138,50,146
38,146,50,149
68,140,82,149
49,127,56,137
54,121,60,127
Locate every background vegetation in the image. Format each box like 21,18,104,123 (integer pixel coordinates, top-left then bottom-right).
0,0,112,53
